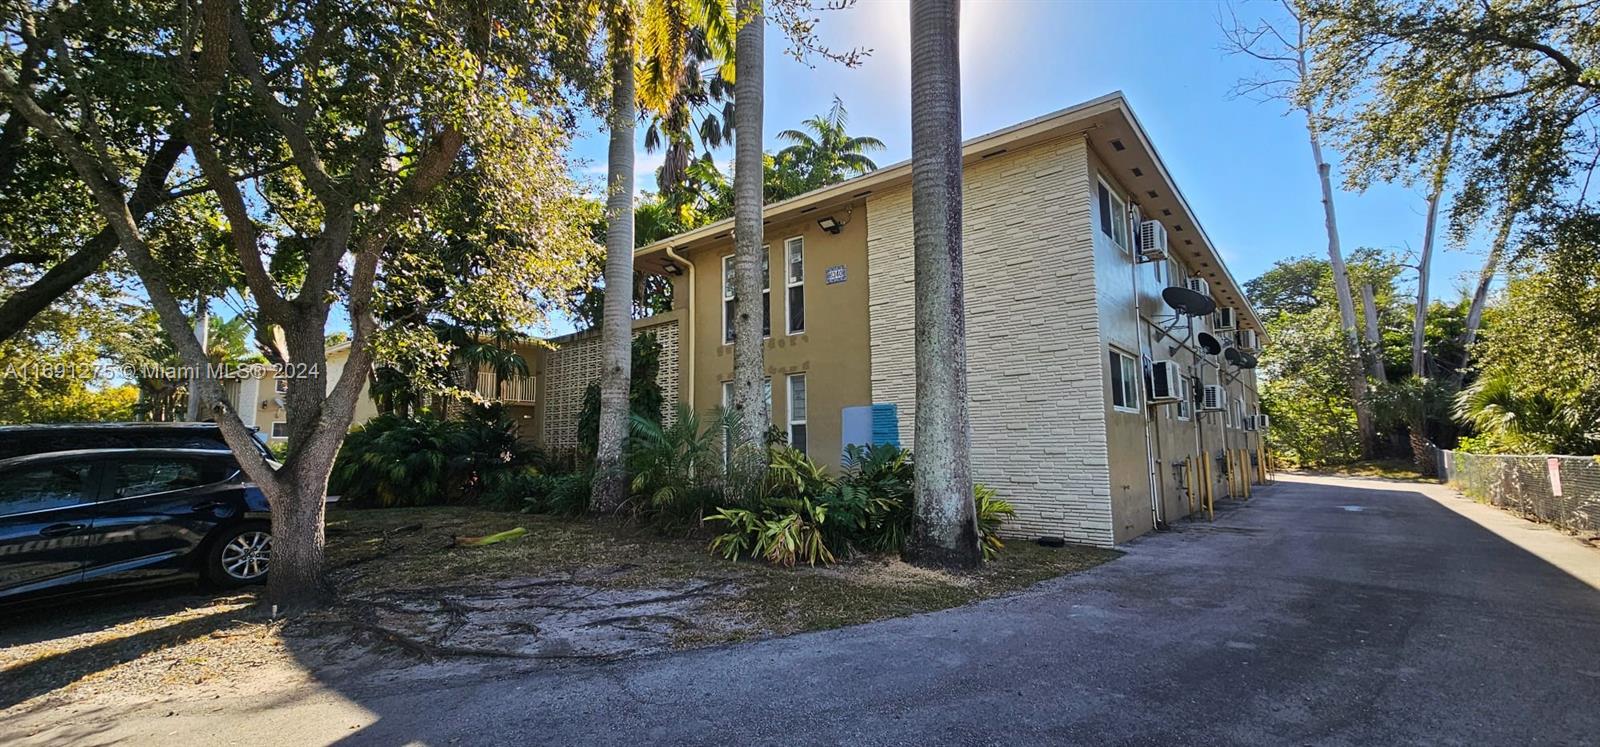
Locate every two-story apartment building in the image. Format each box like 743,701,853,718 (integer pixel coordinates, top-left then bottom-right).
270,93,1268,547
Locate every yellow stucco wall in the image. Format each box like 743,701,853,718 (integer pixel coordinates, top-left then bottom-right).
676,206,874,472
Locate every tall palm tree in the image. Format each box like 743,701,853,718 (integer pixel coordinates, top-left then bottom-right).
592,0,641,512
774,97,885,190
905,0,980,569
730,0,768,457
595,0,732,512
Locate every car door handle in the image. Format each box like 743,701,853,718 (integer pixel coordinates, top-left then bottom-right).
39,523,86,538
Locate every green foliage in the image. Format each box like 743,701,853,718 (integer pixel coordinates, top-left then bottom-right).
703,442,1015,566
974,484,1015,562
626,406,731,523
576,332,665,459
768,97,886,201
330,409,533,508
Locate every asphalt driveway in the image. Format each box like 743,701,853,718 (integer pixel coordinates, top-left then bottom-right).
9,473,1600,746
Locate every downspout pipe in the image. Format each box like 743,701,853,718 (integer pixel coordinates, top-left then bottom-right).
1130,225,1162,531
664,245,695,411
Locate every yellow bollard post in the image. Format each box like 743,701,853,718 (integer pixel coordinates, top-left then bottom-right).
1202,456,1214,521
1241,449,1251,498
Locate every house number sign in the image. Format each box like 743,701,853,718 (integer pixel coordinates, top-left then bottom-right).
826,265,847,284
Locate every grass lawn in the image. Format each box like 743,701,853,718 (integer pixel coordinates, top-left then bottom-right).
324,505,1120,644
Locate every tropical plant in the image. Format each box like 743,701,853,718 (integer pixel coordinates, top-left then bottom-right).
627,406,731,522
974,483,1014,562
329,409,532,508
706,497,834,566
770,97,885,199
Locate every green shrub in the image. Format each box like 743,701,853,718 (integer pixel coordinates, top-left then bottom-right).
519,472,592,516
626,405,735,523
329,408,534,508
974,483,1015,561
706,497,834,566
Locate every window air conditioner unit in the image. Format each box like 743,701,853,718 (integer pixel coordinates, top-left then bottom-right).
1243,415,1257,432
1139,220,1168,261
1148,360,1182,402
1256,413,1271,430
1213,307,1238,332
1201,384,1227,412
1236,328,1259,351
1187,277,1210,298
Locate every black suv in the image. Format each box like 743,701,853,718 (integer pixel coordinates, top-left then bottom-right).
0,447,273,601
0,422,273,461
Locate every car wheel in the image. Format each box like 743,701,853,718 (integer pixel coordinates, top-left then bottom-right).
205,522,272,587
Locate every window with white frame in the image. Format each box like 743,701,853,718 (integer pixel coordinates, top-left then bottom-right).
721,253,771,344
720,378,772,422
1097,178,1129,252
785,237,804,334
1109,349,1140,413
274,378,288,394
1175,375,1191,421
270,421,288,439
787,373,807,454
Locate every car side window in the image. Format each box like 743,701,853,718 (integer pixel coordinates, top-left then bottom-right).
0,462,94,515
112,459,212,499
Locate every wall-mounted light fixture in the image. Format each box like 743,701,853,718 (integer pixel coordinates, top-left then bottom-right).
817,216,843,234
661,259,684,276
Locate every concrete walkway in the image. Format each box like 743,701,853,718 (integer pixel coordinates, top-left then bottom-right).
9,474,1600,745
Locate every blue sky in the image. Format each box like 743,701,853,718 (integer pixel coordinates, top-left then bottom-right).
565,0,1493,308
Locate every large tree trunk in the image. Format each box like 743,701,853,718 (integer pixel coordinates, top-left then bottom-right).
904,0,980,570
591,20,637,514
186,294,210,422
1412,131,1451,378
730,0,768,453
1460,205,1517,363
1304,111,1375,454
1360,282,1386,383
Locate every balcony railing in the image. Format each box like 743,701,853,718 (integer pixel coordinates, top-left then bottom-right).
475,372,538,404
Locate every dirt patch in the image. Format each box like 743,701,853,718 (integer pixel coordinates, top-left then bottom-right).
2,506,1118,720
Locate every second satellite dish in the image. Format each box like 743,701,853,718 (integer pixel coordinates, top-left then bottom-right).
1196,332,1222,355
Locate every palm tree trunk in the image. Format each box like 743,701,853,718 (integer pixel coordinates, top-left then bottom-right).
730,0,768,453
1360,282,1386,383
1304,106,1375,454
591,18,637,514
905,0,980,570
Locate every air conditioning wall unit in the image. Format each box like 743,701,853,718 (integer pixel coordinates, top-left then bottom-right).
1214,307,1238,331
1139,220,1169,261
1148,360,1183,402
1256,413,1271,430
1243,415,1258,432
1187,277,1211,298
1201,384,1227,412
1236,328,1260,351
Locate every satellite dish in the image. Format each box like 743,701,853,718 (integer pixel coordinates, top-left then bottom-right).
1223,347,1244,365
1237,352,1259,369
1162,286,1217,317
1196,332,1222,355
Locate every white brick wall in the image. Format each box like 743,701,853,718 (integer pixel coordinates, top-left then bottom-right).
867,136,1114,546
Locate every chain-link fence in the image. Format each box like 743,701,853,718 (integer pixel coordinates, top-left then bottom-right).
1438,449,1600,536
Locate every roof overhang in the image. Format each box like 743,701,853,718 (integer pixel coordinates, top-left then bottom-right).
635,91,1264,336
